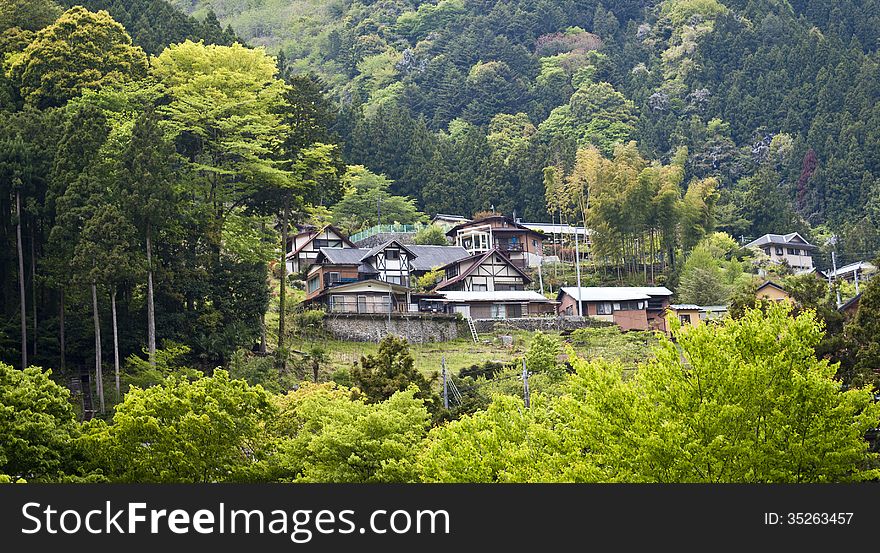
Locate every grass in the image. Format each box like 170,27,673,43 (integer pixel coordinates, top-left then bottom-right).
289,326,659,378
263,272,660,381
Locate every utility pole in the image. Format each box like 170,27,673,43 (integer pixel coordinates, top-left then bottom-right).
573,220,583,317
854,267,860,295
537,257,544,295
522,358,530,409
442,357,449,410
377,195,381,228
831,250,841,307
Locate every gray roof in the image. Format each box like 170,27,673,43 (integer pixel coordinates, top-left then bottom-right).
437,291,551,303
360,239,415,261
745,232,817,249
408,245,471,271
318,247,368,264
669,304,702,310
828,261,876,278
559,286,673,302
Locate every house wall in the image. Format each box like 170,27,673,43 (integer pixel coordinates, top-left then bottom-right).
305,265,360,300
557,293,651,330
757,285,790,302
612,309,649,331
669,308,702,327
761,246,814,271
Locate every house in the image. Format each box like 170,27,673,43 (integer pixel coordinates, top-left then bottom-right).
446,214,546,268
838,293,861,319
304,240,472,314
432,248,554,318
828,261,876,290
431,214,470,229
755,280,791,303
556,287,674,332
435,290,555,319
745,233,817,273
667,304,729,328
286,225,355,274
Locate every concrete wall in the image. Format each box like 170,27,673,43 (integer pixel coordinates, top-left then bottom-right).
324,313,460,343
472,316,613,334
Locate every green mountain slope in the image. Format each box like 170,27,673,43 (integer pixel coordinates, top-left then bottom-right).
172,0,880,258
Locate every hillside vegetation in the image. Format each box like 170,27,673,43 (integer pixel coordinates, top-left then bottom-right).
159,0,880,262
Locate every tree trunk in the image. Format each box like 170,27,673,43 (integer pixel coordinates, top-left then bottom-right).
91,282,104,414
16,190,27,369
259,313,267,354
30,221,37,357
59,288,66,371
146,224,156,366
111,289,120,404
278,199,289,374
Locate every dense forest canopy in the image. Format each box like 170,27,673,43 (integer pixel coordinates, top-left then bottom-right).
0,0,878,387
161,0,880,263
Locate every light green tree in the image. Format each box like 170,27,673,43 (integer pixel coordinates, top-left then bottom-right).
419,303,880,482
8,6,148,108
266,383,430,482
81,370,274,482
0,362,79,482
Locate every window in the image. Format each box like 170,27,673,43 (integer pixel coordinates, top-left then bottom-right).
330,295,345,312
327,272,340,284
787,248,800,255
616,301,645,311
473,283,488,292
496,283,524,291
491,304,506,319
775,247,784,255
597,302,612,315
679,314,692,325
386,275,402,285
307,277,320,293
532,239,538,248
385,249,400,260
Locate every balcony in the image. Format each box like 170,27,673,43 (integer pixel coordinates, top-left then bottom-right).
496,242,524,253
324,275,360,288
328,298,408,314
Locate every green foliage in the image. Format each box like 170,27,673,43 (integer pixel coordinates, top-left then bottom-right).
351,335,439,412
412,268,444,292
331,165,425,232
413,225,448,245
123,342,200,389
0,362,79,481
842,266,880,388
82,370,274,482
8,6,148,108
420,303,880,482
265,383,430,482
0,0,62,32
677,232,748,305
524,332,564,379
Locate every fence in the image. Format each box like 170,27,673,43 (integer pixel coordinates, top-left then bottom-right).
349,223,427,243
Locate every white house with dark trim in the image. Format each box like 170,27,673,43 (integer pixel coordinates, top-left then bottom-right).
745,232,817,273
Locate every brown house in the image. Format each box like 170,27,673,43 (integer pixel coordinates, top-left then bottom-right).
286,225,355,274
557,287,674,332
304,240,472,314
433,248,554,318
446,215,545,268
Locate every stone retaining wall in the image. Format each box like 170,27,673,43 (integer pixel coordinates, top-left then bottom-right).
472,316,614,334
323,313,460,343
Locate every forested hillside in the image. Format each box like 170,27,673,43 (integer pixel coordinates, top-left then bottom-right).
168,0,880,262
